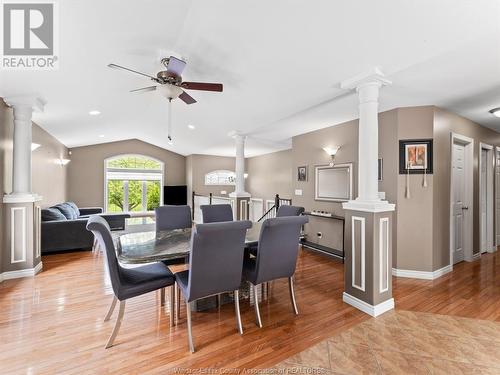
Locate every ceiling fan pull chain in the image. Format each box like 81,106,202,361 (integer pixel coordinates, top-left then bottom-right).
167,98,173,144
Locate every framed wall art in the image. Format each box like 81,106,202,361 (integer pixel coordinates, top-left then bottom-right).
399,139,433,174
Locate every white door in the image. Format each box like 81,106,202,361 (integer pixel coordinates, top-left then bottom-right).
496,149,500,246
481,149,488,253
452,143,466,264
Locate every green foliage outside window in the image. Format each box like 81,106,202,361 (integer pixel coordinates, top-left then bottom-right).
106,155,162,212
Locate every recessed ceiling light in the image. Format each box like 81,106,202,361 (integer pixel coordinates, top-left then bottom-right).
89,110,101,116
187,124,196,130
99,134,105,138
489,107,500,118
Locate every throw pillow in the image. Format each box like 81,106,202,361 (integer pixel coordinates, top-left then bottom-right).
52,203,77,220
66,201,81,218
41,208,67,221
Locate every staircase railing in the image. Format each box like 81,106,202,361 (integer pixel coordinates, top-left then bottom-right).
257,194,292,222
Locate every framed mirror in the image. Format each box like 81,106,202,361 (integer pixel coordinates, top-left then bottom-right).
314,163,353,202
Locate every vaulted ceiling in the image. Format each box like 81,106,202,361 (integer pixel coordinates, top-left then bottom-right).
1,0,499,156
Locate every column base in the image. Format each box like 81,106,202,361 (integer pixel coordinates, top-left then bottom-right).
343,292,394,317
3,193,43,203
0,262,43,282
343,199,395,213
229,191,251,198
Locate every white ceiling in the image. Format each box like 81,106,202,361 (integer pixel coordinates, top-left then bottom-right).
1,0,499,157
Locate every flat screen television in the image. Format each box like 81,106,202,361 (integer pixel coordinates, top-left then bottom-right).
163,185,188,205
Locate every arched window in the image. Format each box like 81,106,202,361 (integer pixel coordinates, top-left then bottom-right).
105,154,164,212
205,170,236,185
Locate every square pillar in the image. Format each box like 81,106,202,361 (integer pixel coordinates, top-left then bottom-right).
342,206,394,316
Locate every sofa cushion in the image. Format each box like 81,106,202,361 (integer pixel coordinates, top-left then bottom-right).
41,208,67,222
66,202,80,217
52,203,78,220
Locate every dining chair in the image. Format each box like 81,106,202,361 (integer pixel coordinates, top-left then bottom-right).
242,215,308,328
155,205,192,231
276,205,305,217
200,204,233,223
86,215,176,349
175,220,252,352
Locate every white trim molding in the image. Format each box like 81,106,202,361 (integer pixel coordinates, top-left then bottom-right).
352,216,366,291
379,217,390,293
11,206,27,263
392,264,452,280
343,292,394,317
1,262,43,281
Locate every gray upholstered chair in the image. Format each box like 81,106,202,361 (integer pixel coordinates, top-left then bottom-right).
155,205,192,268
242,215,308,328
175,220,252,352
276,205,305,217
155,205,192,231
200,204,233,223
86,215,175,348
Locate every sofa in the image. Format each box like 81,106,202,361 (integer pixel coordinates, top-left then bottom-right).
41,202,130,254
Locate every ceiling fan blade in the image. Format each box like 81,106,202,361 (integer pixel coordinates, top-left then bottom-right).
166,56,186,77
179,90,197,105
130,86,157,93
108,63,158,81
181,82,223,92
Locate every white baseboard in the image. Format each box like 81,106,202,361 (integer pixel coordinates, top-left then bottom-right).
0,262,43,281
392,264,452,280
342,292,394,317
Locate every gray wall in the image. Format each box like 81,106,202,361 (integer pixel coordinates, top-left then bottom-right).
67,139,186,208
246,149,292,201
433,107,500,269
186,154,236,201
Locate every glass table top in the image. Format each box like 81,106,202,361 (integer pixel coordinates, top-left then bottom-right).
118,221,262,264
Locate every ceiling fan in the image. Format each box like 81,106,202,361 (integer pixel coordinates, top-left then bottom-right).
108,56,223,143
108,56,223,104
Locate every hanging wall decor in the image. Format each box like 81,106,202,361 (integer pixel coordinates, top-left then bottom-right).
399,139,433,174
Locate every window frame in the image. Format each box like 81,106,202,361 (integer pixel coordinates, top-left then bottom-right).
204,170,237,186
104,154,164,213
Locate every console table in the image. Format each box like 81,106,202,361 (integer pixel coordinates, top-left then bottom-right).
301,211,345,262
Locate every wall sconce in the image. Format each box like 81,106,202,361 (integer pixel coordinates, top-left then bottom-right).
244,173,249,179
323,146,341,166
31,143,41,151
58,158,71,166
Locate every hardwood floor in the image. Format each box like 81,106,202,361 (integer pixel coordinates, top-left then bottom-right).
0,249,498,374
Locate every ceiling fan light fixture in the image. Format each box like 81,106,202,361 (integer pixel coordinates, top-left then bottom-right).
489,107,500,118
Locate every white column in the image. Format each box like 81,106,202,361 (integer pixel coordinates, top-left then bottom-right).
341,68,393,211
230,134,250,197
12,106,33,194
4,95,45,200
357,82,382,202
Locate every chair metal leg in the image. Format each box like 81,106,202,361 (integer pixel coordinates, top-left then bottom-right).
234,290,243,335
186,300,195,353
104,296,117,322
176,284,181,320
252,284,263,328
160,288,165,307
169,285,175,327
105,300,125,349
288,276,299,315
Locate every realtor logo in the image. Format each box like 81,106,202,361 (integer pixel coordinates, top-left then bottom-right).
1,0,59,69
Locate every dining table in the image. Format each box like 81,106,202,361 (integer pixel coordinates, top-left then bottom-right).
116,219,265,311
117,220,263,264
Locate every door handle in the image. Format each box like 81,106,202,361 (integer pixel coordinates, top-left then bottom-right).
462,206,469,210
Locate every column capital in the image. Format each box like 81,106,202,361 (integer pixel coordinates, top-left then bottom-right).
4,95,45,112
340,67,392,91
